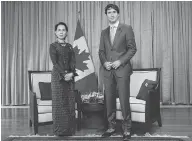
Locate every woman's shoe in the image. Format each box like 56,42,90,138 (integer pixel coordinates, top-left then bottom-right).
101,128,115,138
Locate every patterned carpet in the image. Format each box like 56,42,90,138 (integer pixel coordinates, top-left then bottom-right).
4,135,189,141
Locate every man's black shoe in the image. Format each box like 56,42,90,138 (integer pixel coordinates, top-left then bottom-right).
101,129,115,138
123,132,131,141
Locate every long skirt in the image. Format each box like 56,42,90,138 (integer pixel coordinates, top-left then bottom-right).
51,71,75,136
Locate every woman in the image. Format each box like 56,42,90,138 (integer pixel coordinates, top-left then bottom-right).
49,22,77,136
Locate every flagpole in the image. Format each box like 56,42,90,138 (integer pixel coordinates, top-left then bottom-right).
78,11,81,21
73,9,98,93
77,10,96,74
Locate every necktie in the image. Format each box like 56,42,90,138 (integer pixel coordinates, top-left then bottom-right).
110,26,116,44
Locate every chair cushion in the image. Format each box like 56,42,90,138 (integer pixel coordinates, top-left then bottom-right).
37,99,78,113
37,105,78,114
116,97,146,104
136,79,157,101
116,97,146,122
116,111,145,122
39,82,52,100
31,73,51,99
38,105,52,113
38,113,52,123
37,99,52,113
37,99,52,105
116,97,145,112
38,110,79,123
130,97,146,105
130,71,157,97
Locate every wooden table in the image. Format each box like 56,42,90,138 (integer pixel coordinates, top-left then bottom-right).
81,103,105,129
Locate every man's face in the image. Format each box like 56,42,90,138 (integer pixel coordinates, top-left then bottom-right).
55,25,67,40
106,8,119,24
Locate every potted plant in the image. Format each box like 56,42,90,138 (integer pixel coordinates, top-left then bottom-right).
81,91,104,112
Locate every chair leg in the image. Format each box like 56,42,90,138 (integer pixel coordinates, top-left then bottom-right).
34,123,38,135
157,116,162,127
77,121,80,131
29,119,32,127
144,121,152,132
77,111,81,131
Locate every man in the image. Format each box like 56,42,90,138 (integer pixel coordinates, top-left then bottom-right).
98,4,137,141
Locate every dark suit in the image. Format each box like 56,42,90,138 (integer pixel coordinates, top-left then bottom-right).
99,23,137,132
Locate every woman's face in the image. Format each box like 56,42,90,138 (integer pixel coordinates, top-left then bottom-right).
55,25,67,40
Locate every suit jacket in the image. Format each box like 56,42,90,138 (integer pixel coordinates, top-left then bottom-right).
99,23,137,77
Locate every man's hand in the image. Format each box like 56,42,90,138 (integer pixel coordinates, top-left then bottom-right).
104,62,112,70
64,73,74,81
111,60,121,69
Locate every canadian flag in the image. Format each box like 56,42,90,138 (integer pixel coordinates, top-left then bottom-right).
73,20,98,94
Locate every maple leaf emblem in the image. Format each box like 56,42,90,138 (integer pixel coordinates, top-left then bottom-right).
73,45,89,71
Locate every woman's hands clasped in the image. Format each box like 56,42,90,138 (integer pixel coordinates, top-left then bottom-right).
64,73,74,81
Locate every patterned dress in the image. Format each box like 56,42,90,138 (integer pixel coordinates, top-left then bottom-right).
49,42,76,136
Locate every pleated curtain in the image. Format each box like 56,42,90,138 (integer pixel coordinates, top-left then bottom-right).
1,1,192,105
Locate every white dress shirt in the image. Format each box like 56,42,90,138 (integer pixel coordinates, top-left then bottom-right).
109,20,119,35
109,21,119,44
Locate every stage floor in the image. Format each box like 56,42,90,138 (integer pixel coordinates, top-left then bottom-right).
1,106,192,141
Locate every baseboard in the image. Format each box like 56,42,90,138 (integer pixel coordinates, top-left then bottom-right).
160,105,192,108
1,105,29,108
1,105,192,109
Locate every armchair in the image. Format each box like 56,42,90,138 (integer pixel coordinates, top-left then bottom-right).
28,71,82,134
116,68,162,126
104,68,162,128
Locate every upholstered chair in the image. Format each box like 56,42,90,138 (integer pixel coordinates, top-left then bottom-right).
28,71,82,134
104,68,162,129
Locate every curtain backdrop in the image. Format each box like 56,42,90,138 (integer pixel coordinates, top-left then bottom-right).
1,1,192,105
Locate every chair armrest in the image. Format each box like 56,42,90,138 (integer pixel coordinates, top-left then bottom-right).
74,90,82,130
29,91,38,124
74,90,82,111
145,89,160,123
146,89,159,101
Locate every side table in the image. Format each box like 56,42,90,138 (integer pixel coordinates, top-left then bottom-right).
81,103,105,129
